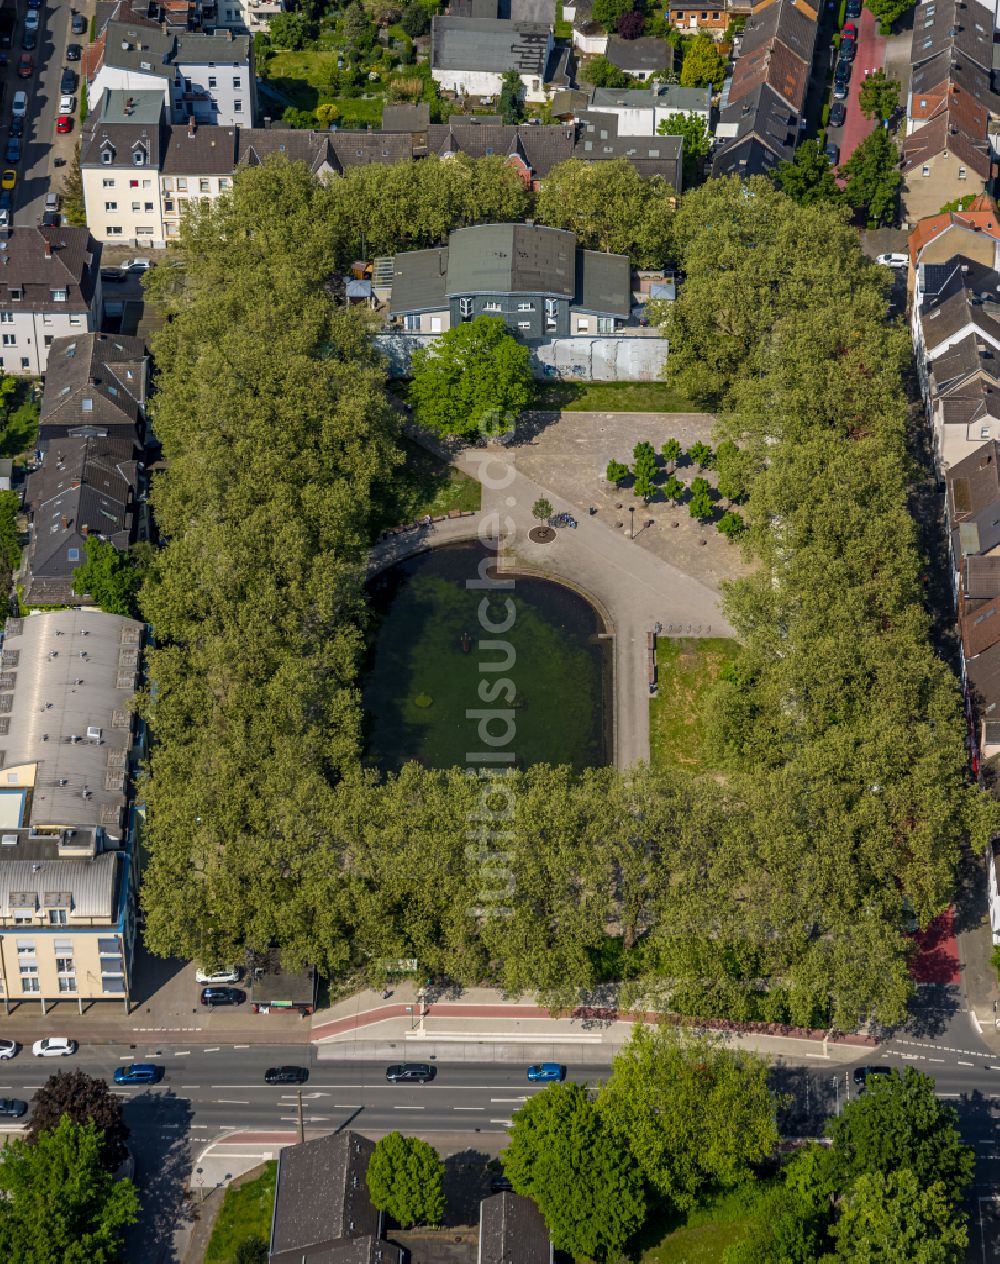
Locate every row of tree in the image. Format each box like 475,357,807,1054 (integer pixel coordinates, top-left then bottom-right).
661,177,996,1021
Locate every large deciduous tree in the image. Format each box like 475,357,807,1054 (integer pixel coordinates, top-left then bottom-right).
503,1082,646,1261
366,1132,445,1227
830,1168,967,1262
858,70,901,121
679,34,726,90
0,1116,139,1262
658,112,711,186
842,126,901,227
776,138,843,206
410,316,532,438
72,536,143,617
29,1070,130,1173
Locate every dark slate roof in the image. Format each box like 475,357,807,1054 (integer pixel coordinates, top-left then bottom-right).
99,20,174,78
269,1132,382,1264
162,123,237,174
965,637,1000,719
388,245,449,314
606,36,670,72
380,103,431,131
921,256,1000,308
450,0,498,14
739,0,818,65
506,0,556,21
712,82,798,176
431,16,550,75
447,223,576,296
910,0,994,74
948,439,1000,520
426,121,576,176
921,282,1000,354
0,229,100,315
80,89,165,170
965,553,1000,600
575,111,682,187
39,334,147,446
576,248,631,315
326,131,415,169
479,1192,551,1264
24,437,138,603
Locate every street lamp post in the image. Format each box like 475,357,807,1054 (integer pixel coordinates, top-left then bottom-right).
628,505,635,539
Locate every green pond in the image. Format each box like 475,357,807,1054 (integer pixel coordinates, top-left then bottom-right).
363,542,612,772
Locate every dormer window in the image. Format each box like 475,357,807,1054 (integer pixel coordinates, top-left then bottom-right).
132,146,146,167
81,397,93,412
101,146,115,165
50,288,67,302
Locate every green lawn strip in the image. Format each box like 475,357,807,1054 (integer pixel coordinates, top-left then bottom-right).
328,95,383,124
639,1185,766,1263
649,637,739,774
204,1161,276,1264
531,381,699,413
374,435,480,534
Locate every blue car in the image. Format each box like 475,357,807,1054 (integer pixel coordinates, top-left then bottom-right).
4,137,19,164
527,1063,564,1083
113,1063,160,1085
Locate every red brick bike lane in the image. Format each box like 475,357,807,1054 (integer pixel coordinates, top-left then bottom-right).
908,906,962,985
837,8,887,167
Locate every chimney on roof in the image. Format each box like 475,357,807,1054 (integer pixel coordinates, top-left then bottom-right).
188,115,197,137
80,523,89,537
87,375,96,386
60,516,68,529
43,237,51,259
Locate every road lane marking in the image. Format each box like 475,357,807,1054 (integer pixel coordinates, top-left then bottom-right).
118,1056,134,1061
959,1061,975,1067
191,1124,208,1129
490,1118,513,1125
175,1051,191,1056
217,1099,250,1105
203,1047,221,1053
454,1106,485,1111
394,1105,425,1110
929,1058,945,1063
233,1044,249,1049
937,1093,960,1097
490,1097,528,1103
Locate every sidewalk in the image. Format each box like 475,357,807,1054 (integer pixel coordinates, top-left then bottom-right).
311,983,875,1064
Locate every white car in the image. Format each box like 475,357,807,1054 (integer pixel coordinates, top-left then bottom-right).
23,10,39,31
11,91,27,119
123,257,151,272
0,1039,18,1060
195,965,241,985
875,252,908,269
58,95,76,116
32,1037,77,1057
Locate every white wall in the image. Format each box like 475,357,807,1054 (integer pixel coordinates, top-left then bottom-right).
90,67,170,115
573,28,607,53
0,305,98,377
375,331,669,380
171,59,254,125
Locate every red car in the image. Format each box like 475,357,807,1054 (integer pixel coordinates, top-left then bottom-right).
841,20,858,38
56,114,72,134
16,53,32,78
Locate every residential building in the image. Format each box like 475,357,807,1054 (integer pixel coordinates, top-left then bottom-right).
908,196,1000,279
23,437,140,607
479,1192,553,1264
712,0,818,177
0,229,102,377
988,835,1000,943
575,111,684,187
605,36,672,81
667,0,753,36
86,21,256,127
37,333,149,450
0,609,143,1013
269,1130,403,1264
570,0,609,55
387,222,631,337
430,15,556,102
586,83,712,133
212,0,285,34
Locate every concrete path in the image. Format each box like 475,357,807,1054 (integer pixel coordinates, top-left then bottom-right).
369,437,732,768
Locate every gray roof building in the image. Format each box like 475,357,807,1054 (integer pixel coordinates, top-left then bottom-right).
949,439,1000,559
0,610,143,841
380,103,431,132
269,1131,402,1264
38,334,148,449
712,83,800,176
605,35,671,75
0,228,101,318
431,15,551,75
23,437,139,608
590,83,711,115
575,111,683,187
81,89,166,172
479,1191,552,1264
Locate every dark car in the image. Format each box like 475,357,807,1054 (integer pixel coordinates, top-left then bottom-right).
828,102,846,128
16,52,31,77
264,1065,309,1085
20,30,36,51
385,1063,435,1083
4,138,20,165
60,67,77,94
845,0,861,13
0,191,12,212
8,117,22,139
199,985,245,1007
490,1173,513,1192
824,142,840,165
834,57,852,85
41,210,59,227
839,37,856,60
66,42,82,60
0,1097,27,1118
101,266,128,282
853,1065,894,1090
26,0,41,9
113,1063,160,1085
71,13,87,34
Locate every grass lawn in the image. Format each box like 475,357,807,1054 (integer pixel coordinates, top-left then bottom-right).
639,1187,763,1263
649,637,739,775
329,95,383,124
0,383,39,464
205,1161,276,1264
374,436,481,533
531,381,698,413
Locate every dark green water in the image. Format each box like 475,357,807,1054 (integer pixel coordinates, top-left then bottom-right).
363,542,611,772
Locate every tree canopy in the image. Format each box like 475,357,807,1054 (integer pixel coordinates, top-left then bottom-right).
776,138,843,206
503,1082,646,1261
366,1132,445,1227
28,1071,130,1173
858,70,901,121
0,1116,139,1263
659,112,711,186
72,536,143,617
679,34,726,90
842,126,901,227
410,316,533,438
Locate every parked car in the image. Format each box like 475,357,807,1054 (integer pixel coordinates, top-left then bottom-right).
66,42,82,60
4,137,21,164
58,95,75,115
71,12,87,34
11,90,27,118
833,80,848,100
0,1039,18,1060
199,986,245,1007
113,1063,160,1085
490,1173,513,1192
526,1062,564,1083
828,102,846,128
841,19,857,38
840,37,856,60
195,965,241,985
100,267,128,282
0,1097,27,1118
26,0,41,9
834,57,852,84
875,252,908,269
41,210,59,226
1,170,15,191
16,53,32,78
853,1065,894,1089
32,1037,77,1057
60,67,77,94
56,115,72,134
23,11,39,33
264,1065,309,1084
845,0,861,13
824,142,840,166
8,116,23,138
385,1063,435,1083
20,30,36,51
123,257,151,272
